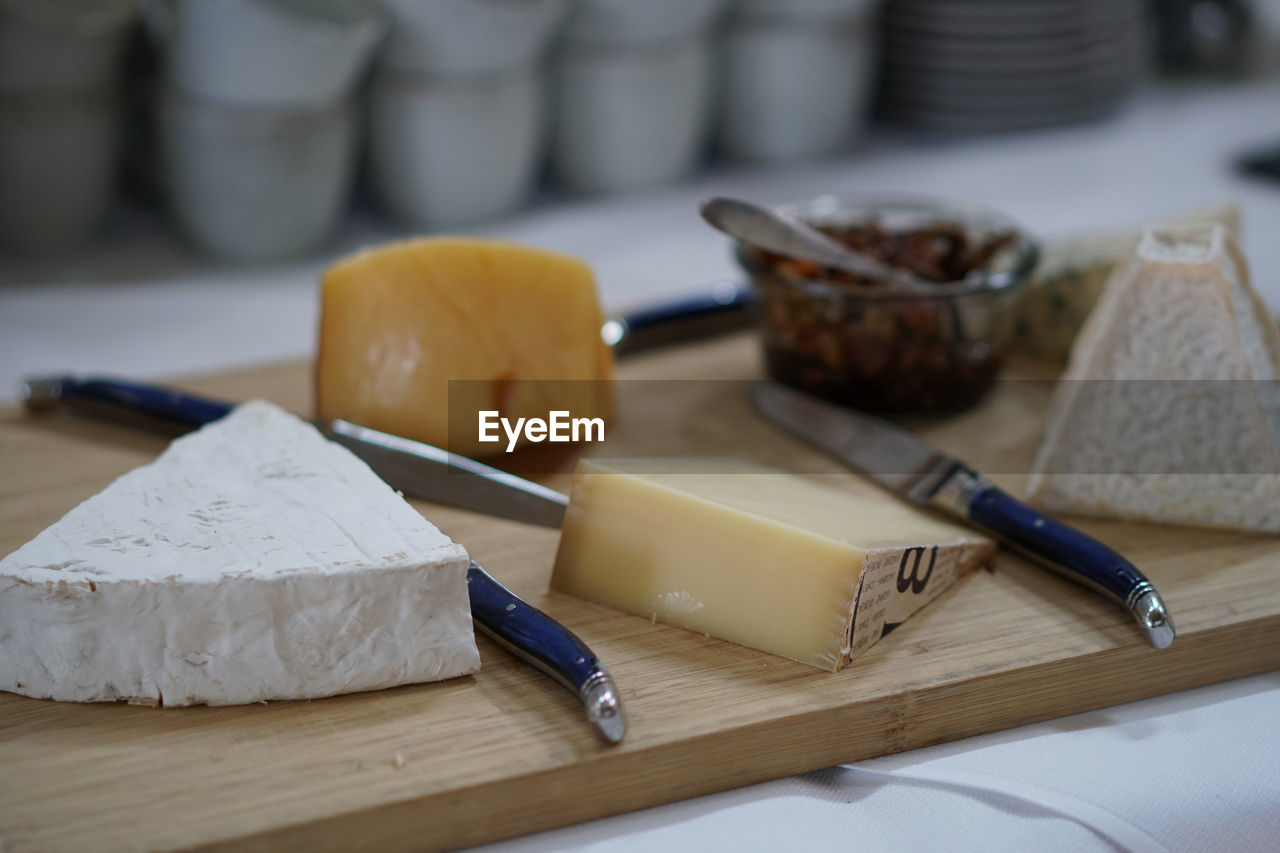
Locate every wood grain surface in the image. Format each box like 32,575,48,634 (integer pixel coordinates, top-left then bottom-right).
1,335,1277,852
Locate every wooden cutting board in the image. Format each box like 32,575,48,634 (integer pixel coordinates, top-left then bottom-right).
2,334,1277,852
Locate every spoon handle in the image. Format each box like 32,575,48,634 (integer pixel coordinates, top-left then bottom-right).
700,197,927,291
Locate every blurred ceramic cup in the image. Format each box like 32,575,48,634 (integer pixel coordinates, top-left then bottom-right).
561,0,730,48
0,93,117,253
0,0,134,253
160,93,357,262
552,38,713,195
368,71,544,229
378,0,571,78
142,0,385,107
734,0,877,24
717,10,877,164
0,0,136,95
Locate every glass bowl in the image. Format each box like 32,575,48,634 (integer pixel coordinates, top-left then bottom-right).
735,193,1040,414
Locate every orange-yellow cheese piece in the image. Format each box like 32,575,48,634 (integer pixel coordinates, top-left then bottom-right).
317,237,613,457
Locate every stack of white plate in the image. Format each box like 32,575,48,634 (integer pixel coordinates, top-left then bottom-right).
880,0,1150,133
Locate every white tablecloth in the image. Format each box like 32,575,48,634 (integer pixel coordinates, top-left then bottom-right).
481,673,1280,853
2,80,1278,852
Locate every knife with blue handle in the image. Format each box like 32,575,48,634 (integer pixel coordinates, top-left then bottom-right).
751,381,1175,649
603,280,752,355
14,280,758,740
21,375,623,742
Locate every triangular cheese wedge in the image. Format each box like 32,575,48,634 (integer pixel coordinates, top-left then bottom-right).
1026,224,1280,533
0,401,480,707
552,459,995,671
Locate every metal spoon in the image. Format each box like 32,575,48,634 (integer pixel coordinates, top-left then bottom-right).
699,196,937,295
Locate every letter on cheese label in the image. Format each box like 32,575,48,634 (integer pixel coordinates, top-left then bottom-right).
316,237,613,457
551,459,996,671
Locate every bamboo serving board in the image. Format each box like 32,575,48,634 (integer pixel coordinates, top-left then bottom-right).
1,334,1278,853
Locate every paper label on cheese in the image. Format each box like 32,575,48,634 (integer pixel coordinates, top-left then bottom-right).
848,545,966,659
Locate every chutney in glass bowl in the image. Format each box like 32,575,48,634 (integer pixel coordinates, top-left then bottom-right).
736,194,1039,414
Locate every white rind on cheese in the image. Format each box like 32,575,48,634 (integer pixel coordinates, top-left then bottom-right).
551,459,996,672
0,400,480,707
1026,224,1280,533
1013,202,1242,362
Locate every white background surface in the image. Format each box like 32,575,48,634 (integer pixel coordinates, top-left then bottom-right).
4,80,1280,392
2,80,1279,851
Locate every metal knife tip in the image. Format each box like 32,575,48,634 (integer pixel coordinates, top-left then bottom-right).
584,670,626,744
1132,590,1175,650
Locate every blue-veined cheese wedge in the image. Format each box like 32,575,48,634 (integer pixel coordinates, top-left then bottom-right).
1014,203,1240,362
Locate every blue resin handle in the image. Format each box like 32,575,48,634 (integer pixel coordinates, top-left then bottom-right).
467,564,624,742
967,485,1174,648
969,486,1144,604
606,280,752,355
468,566,592,683
24,375,232,427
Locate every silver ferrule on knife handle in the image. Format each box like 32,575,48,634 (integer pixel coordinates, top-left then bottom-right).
580,667,626,745
477,620,627,745
991,537,1176,650
466,563,626,744
918,461,991,515
20,376,69,410
1128,587,1175,649
925,464,1175,650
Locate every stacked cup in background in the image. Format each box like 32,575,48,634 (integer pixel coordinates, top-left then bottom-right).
368,0,571,230
552,0,731,195
718,0,878,164
145,0,384,262
0,0,135,254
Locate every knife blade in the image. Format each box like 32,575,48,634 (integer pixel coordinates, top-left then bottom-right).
751,381,1175,650
326,420,568,528
18,278,752,526
20,375,621,742
21,374,570,528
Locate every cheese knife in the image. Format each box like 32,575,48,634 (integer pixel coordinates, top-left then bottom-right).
21,376,620,743
751,381,1176,650
604,279,752,355
18,276,753,527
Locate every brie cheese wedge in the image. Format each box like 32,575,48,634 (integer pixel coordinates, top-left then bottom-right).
0,400,481,707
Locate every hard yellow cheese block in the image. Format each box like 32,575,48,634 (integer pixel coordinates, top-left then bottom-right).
551,459,996,671
317,237,613,457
